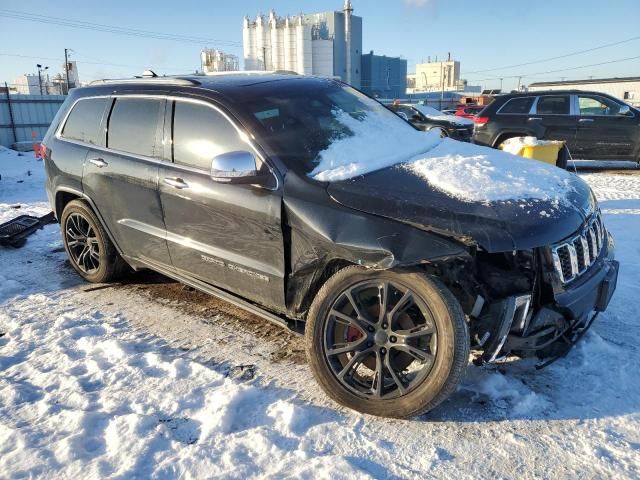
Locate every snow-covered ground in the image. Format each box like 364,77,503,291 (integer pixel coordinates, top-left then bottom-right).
1,147,639,479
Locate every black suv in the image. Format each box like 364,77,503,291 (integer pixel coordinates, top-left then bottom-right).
43,74,618,418
473,90,640,161
387,103,474,141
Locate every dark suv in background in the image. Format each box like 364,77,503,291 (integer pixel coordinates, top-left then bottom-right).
42,74,618,418
473,90,640,161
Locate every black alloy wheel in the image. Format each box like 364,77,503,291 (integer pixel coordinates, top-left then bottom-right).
306,267,469,418
323,280,437,399
65,212,101,274
60,199,128,283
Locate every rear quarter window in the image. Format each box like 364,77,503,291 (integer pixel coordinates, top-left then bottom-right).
498,97,535,114
61,97,109,145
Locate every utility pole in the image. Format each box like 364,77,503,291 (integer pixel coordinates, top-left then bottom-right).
36,64,48,95
64,48,71,93
499,77,503,91
440,61,445,110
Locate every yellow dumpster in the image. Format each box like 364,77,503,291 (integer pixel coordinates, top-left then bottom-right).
500,137,567,168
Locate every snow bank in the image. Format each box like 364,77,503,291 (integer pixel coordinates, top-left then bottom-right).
414,105,474,126
310,110,442,181
501,136,564,155
407,138,576,205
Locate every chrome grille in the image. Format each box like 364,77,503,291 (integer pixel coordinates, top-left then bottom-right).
551,211,606,284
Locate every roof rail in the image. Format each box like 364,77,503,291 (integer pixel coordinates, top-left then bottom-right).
201,70,299,77
88,77,201,86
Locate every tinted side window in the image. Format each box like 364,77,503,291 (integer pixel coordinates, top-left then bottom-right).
536,96,570,115
61,97,108,145
172,101,247,170
499,97,534,114
108,98,163,158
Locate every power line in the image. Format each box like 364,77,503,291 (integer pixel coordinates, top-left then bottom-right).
0,52,196,73
463,35,640,76
467,55,640,83
0,9,242,48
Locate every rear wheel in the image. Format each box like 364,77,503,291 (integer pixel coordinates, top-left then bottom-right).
61,200,128,283
305,266,469,418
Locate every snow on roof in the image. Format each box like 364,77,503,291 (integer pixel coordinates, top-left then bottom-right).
407,138,576,205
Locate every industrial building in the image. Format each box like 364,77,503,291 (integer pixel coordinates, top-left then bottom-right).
201,48,239,74
242,1,362,87
407,57,468,93
13,61,79,95
528,76,640,106
360,51,407,99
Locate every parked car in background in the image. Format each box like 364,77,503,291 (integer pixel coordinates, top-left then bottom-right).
42,74,618,418
473,90,640,161
388,103,474,141
455,105,485,119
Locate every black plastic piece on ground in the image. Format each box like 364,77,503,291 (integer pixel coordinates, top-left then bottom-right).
0,211,56,248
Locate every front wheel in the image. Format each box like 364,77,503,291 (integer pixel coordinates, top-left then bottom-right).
305,266,469,418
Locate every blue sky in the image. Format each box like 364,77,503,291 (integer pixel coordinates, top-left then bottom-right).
1,0,639,91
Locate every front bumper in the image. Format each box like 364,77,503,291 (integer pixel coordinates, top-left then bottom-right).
448,127,473,142
483,232,618,363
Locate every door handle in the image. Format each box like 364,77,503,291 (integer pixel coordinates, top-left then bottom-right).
88,158,108,168
528,117,542,121
163,177,189,189
579,118,594,123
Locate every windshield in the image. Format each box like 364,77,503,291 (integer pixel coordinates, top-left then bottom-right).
236,78,435,179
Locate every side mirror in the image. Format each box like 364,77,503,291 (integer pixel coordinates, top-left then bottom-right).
618,104,631,116
210,151,270,185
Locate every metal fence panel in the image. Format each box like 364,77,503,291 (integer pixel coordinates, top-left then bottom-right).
0,94,66,148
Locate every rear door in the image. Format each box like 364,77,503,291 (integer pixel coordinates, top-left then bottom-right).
531,94,578,151
574,94,638,159
82,96,171,266
158,98,286,312
494,96,536,139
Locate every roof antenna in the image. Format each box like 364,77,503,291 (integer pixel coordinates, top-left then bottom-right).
142,69,158,78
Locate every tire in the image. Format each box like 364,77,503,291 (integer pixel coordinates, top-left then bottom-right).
428,126,448,138
305,266,469,418
60,199,128,283
556,144,569,170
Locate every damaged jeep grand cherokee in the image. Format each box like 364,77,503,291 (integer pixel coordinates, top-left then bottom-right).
42,73,619,418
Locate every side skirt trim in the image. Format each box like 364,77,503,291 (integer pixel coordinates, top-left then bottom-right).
130,255,302,335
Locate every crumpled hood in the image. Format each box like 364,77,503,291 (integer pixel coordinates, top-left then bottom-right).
327,164,596,252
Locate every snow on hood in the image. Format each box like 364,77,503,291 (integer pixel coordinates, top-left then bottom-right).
310,110,442,181
414,105,474,126
406,138,578,206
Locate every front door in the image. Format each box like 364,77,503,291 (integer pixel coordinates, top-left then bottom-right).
575,94,639,160
158,98,286,312
532,94,578,151
82,96,171,266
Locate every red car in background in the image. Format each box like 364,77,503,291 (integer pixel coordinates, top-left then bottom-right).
455,105,485,119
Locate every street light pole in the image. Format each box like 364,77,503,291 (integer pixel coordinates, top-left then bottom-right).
37,64,43,95
64,48,70,93
36,64,49,95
